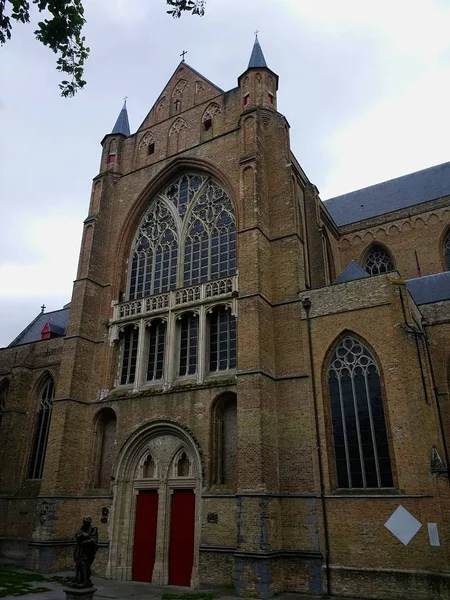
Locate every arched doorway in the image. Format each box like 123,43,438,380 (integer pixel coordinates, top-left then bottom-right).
107,422,202,586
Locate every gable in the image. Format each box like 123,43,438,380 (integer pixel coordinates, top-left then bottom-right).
137,62,224,132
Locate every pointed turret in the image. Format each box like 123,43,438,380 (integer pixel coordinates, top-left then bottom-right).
238,35,279,111
111,100,130,137
248,35,267,69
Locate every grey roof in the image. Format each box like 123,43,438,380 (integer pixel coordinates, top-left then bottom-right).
333,260,370,285
248,36,267,68
324,161,450,227
111,101,130,136
406,272,450,305
9,307,70,347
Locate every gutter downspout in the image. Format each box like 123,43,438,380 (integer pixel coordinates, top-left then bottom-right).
302,297,331,597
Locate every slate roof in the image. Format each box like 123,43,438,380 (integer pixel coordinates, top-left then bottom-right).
324,162,450,227
9,307,70,347
406,272,450,306
333,260,370,285
111,101,130,136
248,36,267,68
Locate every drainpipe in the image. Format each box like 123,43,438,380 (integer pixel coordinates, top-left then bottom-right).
302,297,331,597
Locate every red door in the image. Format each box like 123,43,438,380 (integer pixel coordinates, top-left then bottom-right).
133,490,159,582
168,489,195,586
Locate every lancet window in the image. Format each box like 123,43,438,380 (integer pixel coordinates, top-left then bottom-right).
444,231,450,271
28,377,54,480
363,244,394,275
327,336,393,489
115,173,237,389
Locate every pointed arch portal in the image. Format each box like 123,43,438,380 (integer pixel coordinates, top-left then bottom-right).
107,421,202,587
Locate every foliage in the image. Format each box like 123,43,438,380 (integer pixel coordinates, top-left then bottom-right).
0,0,206,97
0,565,72,597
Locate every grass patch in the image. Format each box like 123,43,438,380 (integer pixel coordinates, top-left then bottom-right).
0,565,68,597
162,594,214,600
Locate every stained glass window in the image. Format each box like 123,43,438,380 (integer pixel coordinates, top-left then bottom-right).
146,320,166,381
179,313,198,376
28,378,54,480
328,336,393,489
363,244,394,275
209,306,236,372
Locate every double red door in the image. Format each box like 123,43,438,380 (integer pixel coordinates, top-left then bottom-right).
132,489,195,586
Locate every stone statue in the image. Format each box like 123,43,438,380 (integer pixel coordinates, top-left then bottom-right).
73,517,98,588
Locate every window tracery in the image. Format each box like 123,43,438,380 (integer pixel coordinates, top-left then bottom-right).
363,244,394,275
117,173,237,389
139,132,155,150
29,377,54,480
444,231,450,271
327,336,393,489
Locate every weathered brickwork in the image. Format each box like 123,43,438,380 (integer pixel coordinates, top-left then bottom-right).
1,47,450,600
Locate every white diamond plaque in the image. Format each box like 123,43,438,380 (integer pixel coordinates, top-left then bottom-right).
384,505,422,545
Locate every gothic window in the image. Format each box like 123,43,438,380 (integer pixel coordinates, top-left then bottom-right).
176,451,191,476
327,336,393,489
0,380,8,431
28,377,54,480
146,319,166,382
184,181,236,285
93,408,117,489
139,132,155,156
178,312,198,377
142,454,156,478
120,326,139,385
212,393,237,486
363,244,394,275
202,103,221,134
444,231,450,271
209,306,236,372
129,200,178,299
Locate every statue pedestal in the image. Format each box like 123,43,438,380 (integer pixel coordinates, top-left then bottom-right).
63,587,97,600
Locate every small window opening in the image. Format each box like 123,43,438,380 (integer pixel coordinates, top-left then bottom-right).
148,143,155,155
108,154,116,164
203,118,212,132
268,93,274,105
174,99,181,113
177,452,190,476
244,94,250,106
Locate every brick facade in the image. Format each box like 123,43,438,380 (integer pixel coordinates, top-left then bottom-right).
1,49,450,599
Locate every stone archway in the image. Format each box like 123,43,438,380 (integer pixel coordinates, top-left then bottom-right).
106,421,203,586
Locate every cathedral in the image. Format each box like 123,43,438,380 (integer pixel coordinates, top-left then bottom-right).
1,37,450,599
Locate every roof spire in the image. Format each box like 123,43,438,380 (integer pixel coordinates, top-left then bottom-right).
111,98,130,136
248,32,267,69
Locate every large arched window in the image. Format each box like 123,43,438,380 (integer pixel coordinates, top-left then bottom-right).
118,173,237,389
327,336,393,489
444,230,450,271
363,244,394,275
0,380,8,431
128,174,236,297
29,377,54,480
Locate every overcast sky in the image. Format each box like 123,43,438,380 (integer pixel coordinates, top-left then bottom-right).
1,0,450,347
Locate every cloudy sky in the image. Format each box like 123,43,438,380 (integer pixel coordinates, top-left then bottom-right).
1,0,450,347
